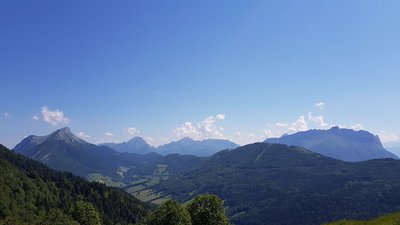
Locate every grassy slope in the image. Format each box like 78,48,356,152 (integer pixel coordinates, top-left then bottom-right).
326,212,400,225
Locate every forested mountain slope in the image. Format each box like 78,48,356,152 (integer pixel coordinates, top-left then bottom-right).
0,144,148,225
156,142,400,225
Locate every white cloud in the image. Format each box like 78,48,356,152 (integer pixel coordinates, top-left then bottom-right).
264,129,284,139
276,122,289,128
33,115,39,121
351,123,364,131
41,106,70,126
173,114,226,140
174,122,198,138
288,115,308,132
77,131,91,139
248,133,256,139
263,115,309,140
4,112,11,119
248,133,264,143
216,114,225,120
232,131,265,145
308,112,329,128
104,132,114,137
314,102,325,110
126,127,140,136
379,132,400,143
144,137,155,146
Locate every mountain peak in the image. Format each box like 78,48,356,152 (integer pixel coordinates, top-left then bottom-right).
157,137,239,156
265,128,397,162
179,137,195,142
329,126,341,130
53,127,72,135
49,127,71,136
127,136,147,144
13,127,90,159
46,127,85,145
99,136,154,154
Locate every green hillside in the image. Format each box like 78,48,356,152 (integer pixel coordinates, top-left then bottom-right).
0,144,148,225
155,143,400,225
326,211,400,225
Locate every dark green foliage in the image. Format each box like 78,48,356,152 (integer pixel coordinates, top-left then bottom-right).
186,194,230,225
38,209,79,225
72,201,102,225
156,143,400,225
146,199,192,225
0,144,148,225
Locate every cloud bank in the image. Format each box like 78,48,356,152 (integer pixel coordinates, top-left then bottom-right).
40,106,70,126
174,114,226,140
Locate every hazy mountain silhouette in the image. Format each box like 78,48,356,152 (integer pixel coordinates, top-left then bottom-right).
265,126,398,162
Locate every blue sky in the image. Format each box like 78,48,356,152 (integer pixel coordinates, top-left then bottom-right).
1,0,400,148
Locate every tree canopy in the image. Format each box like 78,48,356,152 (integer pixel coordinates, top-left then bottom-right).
146,199,192,225
187,194,230,225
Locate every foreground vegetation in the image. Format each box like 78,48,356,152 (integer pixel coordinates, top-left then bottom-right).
145,194,230,225
326,211,400,225
0,144,231,225
0,145,148,225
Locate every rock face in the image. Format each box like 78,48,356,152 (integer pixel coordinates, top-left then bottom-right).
265,126,398,162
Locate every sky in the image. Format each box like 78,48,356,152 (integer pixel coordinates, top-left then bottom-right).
1,0,400,148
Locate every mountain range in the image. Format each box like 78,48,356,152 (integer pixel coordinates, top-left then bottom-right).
156,142,400,225
13,128,207,187
100,137,155,154
265,126,398,162
155,137,239,156
100,136,239,156
12,126,400,225
14,127,127,178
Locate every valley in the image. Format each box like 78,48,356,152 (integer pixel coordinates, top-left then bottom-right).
9,127,400,225
3,2,400,224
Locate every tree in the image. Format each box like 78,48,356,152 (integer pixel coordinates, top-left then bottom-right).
186,194,230,225
72,200,102,225
146,199,191,225
38,209,79,225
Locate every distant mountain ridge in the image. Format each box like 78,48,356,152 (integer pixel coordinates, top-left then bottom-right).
100,136,239,156
14,127,85,154
100,137,155,154
13,127,207,184
156,137,239,156
264,126,398,162
388,146,400,157
156,142,400,225
14,127,125,177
